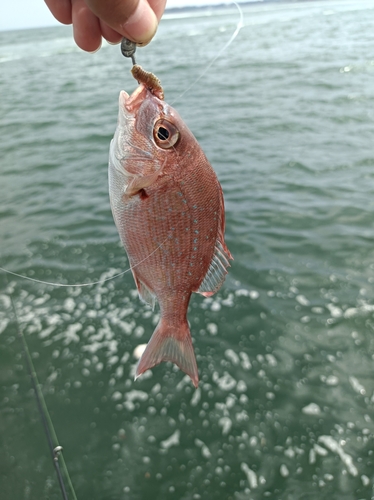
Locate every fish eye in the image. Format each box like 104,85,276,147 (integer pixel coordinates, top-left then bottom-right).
157,127,169,140
153,119,180,149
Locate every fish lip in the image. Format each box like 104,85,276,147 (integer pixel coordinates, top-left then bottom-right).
120,90,130,104
121,84,158,116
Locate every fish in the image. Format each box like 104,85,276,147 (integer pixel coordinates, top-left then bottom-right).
108,66,232,387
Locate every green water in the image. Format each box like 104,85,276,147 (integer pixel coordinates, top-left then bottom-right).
1,1,374,498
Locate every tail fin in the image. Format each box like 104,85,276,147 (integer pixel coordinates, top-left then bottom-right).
135,319,199,388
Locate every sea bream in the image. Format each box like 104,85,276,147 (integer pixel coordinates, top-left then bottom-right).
108,65,232,387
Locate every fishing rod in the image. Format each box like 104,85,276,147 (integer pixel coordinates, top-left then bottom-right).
9,293,77,500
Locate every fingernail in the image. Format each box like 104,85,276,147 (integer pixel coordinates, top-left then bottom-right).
122,0,158,46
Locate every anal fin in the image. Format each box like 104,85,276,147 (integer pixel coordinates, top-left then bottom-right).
133,274,156,310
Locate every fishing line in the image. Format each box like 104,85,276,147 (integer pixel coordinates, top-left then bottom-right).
0,237,167,288
9,290,78,500
170,1,244,105
1,4,243,290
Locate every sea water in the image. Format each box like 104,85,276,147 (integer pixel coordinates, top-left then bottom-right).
1,1,374,498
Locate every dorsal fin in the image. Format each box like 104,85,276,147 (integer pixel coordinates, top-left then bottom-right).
196,240,233,297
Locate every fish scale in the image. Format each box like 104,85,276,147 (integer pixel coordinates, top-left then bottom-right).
124,170,219,293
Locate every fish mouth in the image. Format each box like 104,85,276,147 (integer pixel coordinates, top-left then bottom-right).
121,84,149,116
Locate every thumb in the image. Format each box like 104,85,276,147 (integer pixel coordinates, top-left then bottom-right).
85,0,159,45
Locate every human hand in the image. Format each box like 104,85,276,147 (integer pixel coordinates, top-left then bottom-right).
45,0,167,52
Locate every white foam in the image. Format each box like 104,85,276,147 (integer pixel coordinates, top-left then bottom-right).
151,383,161,394
314,444,328,456
249,436,258,447
121,352,130,364
134,325,145,338
133,343,147,360
176,375,191,390
112,391,122,401
323,375,339,386
361,475,370,486
221,293,234,307
33,295,50,306
239,352,252,370
211,301,221,312
111,318,135,335
124,390,148,411
349,376,366,395
265,354,277,366
361,303,374,313
0,318,10,334
327,303,343,318
284,447,295,458
119,307,135,319
344,307,358,318
225,395,236,409
190,388,201,407
125,390,148,403
107,355,119,366
302,403,321,416
219,416,232,436
280,464,289,477
235,410,248,422
296,295,310,306
237,380,247,392
38,325,57,339
318,435,358,476
206,323,218,335
241,463,257,489
64,323,82,344
309,448,316,464
63,297,75,313
225,349,239,365
0,294,11,309
213,371,236,391
195,438,211,458
161,430,180,449
301,316,310,323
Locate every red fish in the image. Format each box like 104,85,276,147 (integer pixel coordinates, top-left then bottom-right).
109,67,232,387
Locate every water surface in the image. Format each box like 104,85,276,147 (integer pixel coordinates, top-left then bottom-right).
1,1,374,499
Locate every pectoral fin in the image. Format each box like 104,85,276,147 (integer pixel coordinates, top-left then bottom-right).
125,170,160,197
